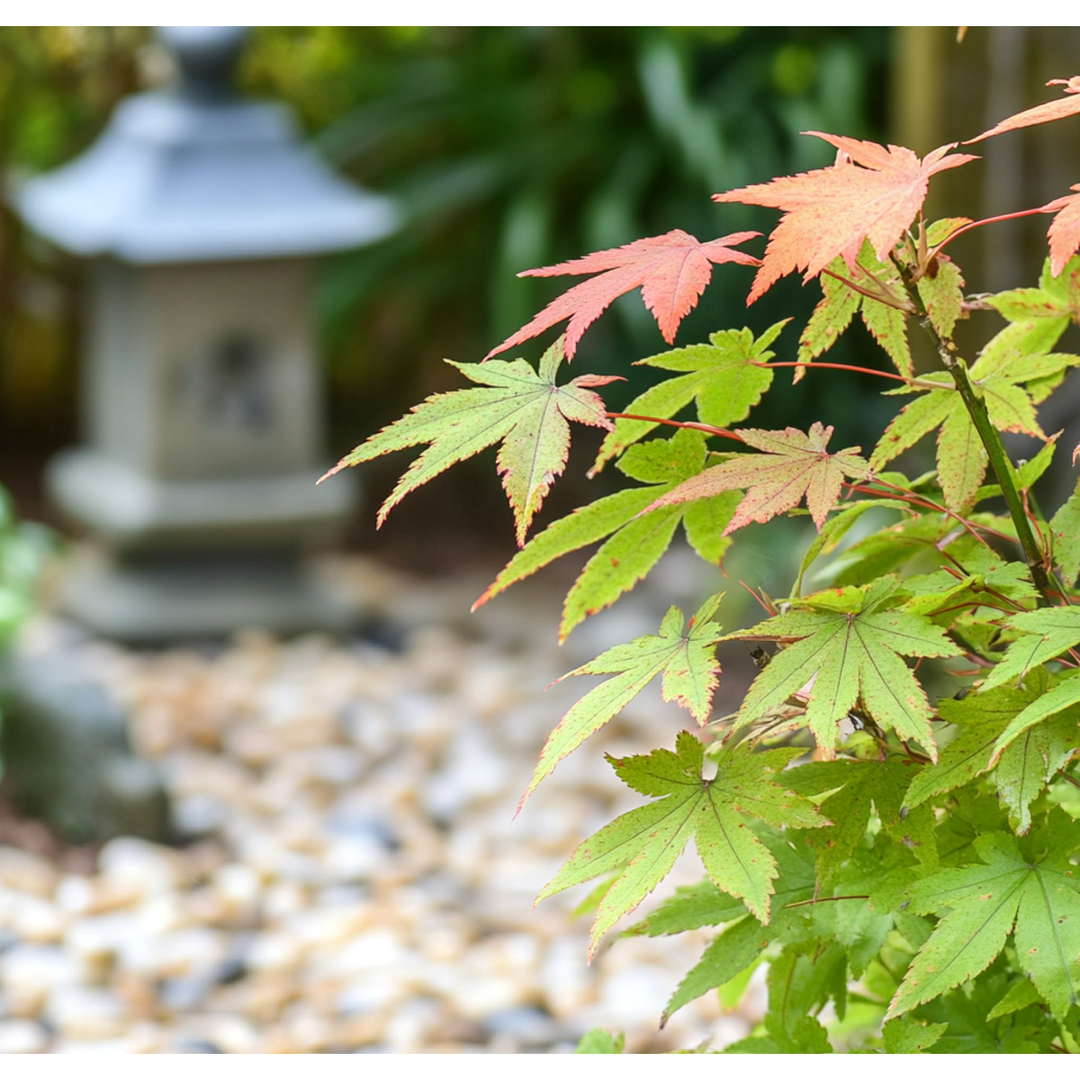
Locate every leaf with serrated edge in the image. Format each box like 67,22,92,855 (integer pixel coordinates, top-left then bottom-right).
728,577,961,758
713,133,977,303
983,608,1080,691
871,389,955,471
996,712,1079,833
917,257,965,339
535,734,824,955
662,916,766,1025
1050,477,1080,585
323,337,620,545
889,823,1080,1019
937,405,987,511
523,596,725,805
990,672,1080,766
592,323,783,473
486,230,761,360
644,422,869,533
904,682,1045,810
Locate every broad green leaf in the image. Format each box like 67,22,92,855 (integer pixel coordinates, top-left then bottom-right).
988,255,1080,330
904,681,1047,810
983,607,1080,691
536,733,825,953
995,712,1078,833
473,429,738,640
1016,435,1057,490
985,979,1042,1021
761,944,843,1051
989,672,1080,766
786,756,932,881
662,915,766,1024
1050,476,1080,586
645,422,870,533
623,881,747,937
882,1016,948,1054
917,256,965,339
326,336,621,545
525,595,725,801
728,578,962,758
889,824,1080,1018
591,322,784,471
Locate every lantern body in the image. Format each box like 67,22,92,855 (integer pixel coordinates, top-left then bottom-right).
14,28,398,639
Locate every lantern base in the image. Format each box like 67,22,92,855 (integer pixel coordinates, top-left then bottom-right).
54,544,365,644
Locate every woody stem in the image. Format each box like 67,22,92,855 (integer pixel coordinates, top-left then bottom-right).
891,256,1055,605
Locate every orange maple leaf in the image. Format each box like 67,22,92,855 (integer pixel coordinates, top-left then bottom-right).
712,133,978,304
641,422,870,533
484,230,761,361
965,75,1080,143
1043,184,1080,277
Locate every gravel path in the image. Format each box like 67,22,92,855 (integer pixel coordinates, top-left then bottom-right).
0,549,763,1053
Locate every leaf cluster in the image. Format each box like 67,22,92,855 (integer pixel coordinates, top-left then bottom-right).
333,71,1080,1053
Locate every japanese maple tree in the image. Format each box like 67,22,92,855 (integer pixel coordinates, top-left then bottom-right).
327,72,1080,1053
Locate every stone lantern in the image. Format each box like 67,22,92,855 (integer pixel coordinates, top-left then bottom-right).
15,26,398,640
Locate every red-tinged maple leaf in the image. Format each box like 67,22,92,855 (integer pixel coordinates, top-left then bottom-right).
965,75,1080,143
1043,185,1080,277
483,230,761,361
712,133,978,304
641,422,870,533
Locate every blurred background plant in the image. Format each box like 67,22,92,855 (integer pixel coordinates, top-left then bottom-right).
0,26,892,553
3,27,1078,559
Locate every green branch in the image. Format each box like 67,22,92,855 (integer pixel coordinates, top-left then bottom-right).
892,256,1054,605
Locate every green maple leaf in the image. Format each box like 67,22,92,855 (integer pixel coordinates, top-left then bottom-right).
644,421,870,533
904,674,1076,834
522,594,726,803
535,732,826,955
659,834,821,1022
322,336,621,546
798,241,914,378
881,1016,948,1054
888,815,1080,1019
727,578,962,758
870,323,1080,510
988,671,1080,768
1050,476,1080,586
988,254,1080,334
473,429,739,641
982,607,1080,691
591,321,785,474
786,755,935,881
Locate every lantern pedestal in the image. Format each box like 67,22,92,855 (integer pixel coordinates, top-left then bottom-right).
47,449,361,641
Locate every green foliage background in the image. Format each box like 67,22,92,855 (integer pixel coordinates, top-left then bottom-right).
0,27,890,471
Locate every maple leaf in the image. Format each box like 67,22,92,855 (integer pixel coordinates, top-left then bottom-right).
535,732,826,955
870,316,1080,510
472,429,740,641
590,321,785,474
483,230,761,361
965,75,1080,143
1044,184,1080,277
1050,475,1080,586
712,132,977,303
320,337,620,546
643,421,870,533
726,578,962,759
982,607,1080,692
888,817,1080,1019
797,242,915,379
521,593,726,804
904,674,1078,835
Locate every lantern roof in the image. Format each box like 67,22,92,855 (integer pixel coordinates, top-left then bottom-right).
15,27,399,264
